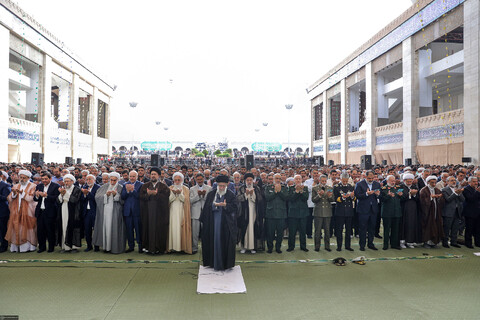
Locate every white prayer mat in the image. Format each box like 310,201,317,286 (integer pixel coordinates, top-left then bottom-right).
197,265,247,294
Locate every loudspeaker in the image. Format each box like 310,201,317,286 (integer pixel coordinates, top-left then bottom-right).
151,154,159,167
328,160,334,166
65,157,73,165
275,159,280,167
31,152,44,166
246,155,254,170
240,158,245,166
361,155,372,170
76,158,82,164
405,158,412,166
160,157,165,166
462,157,472,163
382,160,387,166
318,156,324,166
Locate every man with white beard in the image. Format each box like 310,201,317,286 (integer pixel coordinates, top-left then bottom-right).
168,172,192,254
57,174,82,252
237,173,264,253
190,173,212,254
6,170,38,252
200,175,238,271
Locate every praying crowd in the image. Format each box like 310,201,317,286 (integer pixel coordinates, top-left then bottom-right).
0,161,479,271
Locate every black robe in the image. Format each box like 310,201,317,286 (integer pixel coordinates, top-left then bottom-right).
237,185,265,250
200,189,238,270
56,186,83,248
139,181,170,253
419,186,445,244
399,183,422,243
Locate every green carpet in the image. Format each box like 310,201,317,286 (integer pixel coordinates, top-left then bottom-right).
0,240,479,320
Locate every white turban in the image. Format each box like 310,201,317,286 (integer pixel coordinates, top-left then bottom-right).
404,167,412,171
1,171,8,179
173,172,184,181
426,175,437,183
109,172,121,180
67,167,75,171
63,174,76,183
403,173,414,180
19,170,32,178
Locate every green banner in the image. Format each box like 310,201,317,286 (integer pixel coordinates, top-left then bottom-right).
251,142,282,152
141,141,172,151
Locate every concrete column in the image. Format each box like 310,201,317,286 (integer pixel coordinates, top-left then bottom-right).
418,49,433,116
91,87,97,162
402,37,419,164
340,79,347,164
464,0,480,164
41,55,53,161
107,96,112,157
365,62,377,162
0,25,9,162
70,74,80,160
321,92,328,160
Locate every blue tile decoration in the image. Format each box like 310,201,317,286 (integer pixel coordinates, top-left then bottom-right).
313,145,323,152
376,133,403,145
418,123,463,140
328,143,341,151
348,139,366,149
311,0,464,94
50,136,70,145
8,128,40,142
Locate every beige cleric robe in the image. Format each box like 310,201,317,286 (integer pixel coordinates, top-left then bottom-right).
168,185,192,254
6,182,38,251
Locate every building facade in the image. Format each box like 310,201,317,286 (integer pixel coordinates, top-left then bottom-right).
308,0,477,165
0,0,114,164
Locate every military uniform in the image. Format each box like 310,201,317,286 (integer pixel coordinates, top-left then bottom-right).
264,184,289,253
380,185,403,249
312,184,334,251
333,183,355,251
287,185,309,251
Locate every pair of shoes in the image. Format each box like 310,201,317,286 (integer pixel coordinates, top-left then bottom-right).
307,236,313,239
346,248,354,252
382,246,388,250
47,249,54,253
84,246,93,252
94,246,100,252
286,248,294,252
138,247,144,254
400,244,407,249
442,243,450,248
336,248,341,252
360,247,365,251
315,248,320,252
276,249,282,254
423,243,431,249
392,246,402,250
368,245,378,251
267,249,273,254
466,244,474,249
251,250,256,254
37,249,45,253
451,243,461,248
375,234,383,239
301,248,309,252
192,251,198,254
325,248,331,252
125,247,134,253
240,249,246,254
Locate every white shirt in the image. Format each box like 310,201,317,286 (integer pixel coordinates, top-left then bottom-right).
304,178,315,208
41,183,50,210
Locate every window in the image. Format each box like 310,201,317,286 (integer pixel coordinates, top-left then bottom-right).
78,90,91,134
97,99,107,138
51,74,71,129
330,100,341,137
314,103,323,140
8,51,40,122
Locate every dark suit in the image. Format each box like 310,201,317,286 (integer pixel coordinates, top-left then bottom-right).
81,183,100,249
0,181,11,251
121,180,144,249
441,186,465,246
33,182,60,251
463,185,480,247
354,179,381,249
